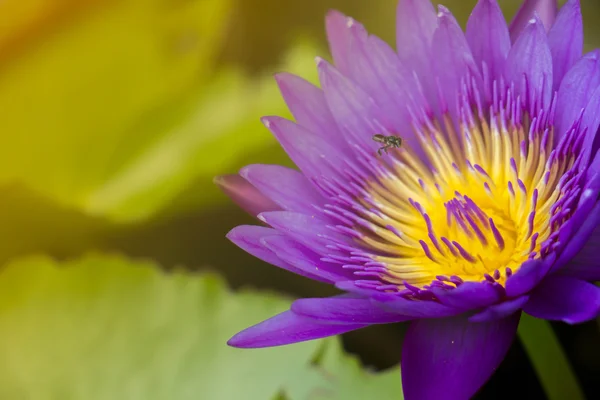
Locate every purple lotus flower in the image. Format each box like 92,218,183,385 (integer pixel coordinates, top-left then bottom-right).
217,0,600,398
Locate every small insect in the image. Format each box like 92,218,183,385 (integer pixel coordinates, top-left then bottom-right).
372,134,403,156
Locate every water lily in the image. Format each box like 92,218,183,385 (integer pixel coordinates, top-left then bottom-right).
217,0,600,398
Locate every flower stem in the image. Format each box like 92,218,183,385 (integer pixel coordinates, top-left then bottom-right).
518,314,585,400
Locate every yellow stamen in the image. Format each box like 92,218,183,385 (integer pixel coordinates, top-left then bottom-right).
361,111,572,288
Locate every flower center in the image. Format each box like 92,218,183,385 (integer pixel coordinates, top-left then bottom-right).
356,95,581,289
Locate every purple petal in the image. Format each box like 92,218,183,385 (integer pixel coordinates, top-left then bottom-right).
325,10,354,75
291,297,411,324
214,174,281,217
335,280,398,299
432,281,502,310
227,226,335,283
547,0,583,89
505,255,556,298
258,211,349,255
373,296,462,319
274,72,345,147
317,58,393,153
505,15,553,110
335,282,462,318
555,50,600,141
226,225,289,269
469,296,530,322
240,164,324,214
396,0,438,110
401,313,521,399
466,0,511,81
261,116,345,180
340,19,429,159
509,0,558,41
228,310,367,348
524,275,600,323
432,6,480,117
261,235,350,283
396,0,437,71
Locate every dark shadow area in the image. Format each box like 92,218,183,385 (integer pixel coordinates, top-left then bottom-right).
106,204,336,299
0,184,108,263
478,338,545,399
555,320,600,399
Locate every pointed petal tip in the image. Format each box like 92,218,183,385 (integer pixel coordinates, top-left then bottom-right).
260,116,272,129
325,9,347,23
225,225,245,242
226,330,271,349
527,12,545,29
213,173,242,196
256,212,268,224
238,163,279,182
238,163,276,183
215,173,281,217
228,310,367,349
212,174,228,186
437,4,451,17
226,224,273,243
238,164,252,180
261,115,289,131
226,334,247,348
273,71,291,85
273,72,313,92
510,0,558,40
315,56,326,67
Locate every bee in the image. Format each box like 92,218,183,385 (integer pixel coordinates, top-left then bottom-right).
372,134,403,156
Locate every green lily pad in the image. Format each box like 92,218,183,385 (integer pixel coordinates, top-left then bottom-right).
284,338,403,400
0,254,327,400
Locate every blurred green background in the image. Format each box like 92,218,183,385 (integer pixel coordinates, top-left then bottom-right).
0,0,599,399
